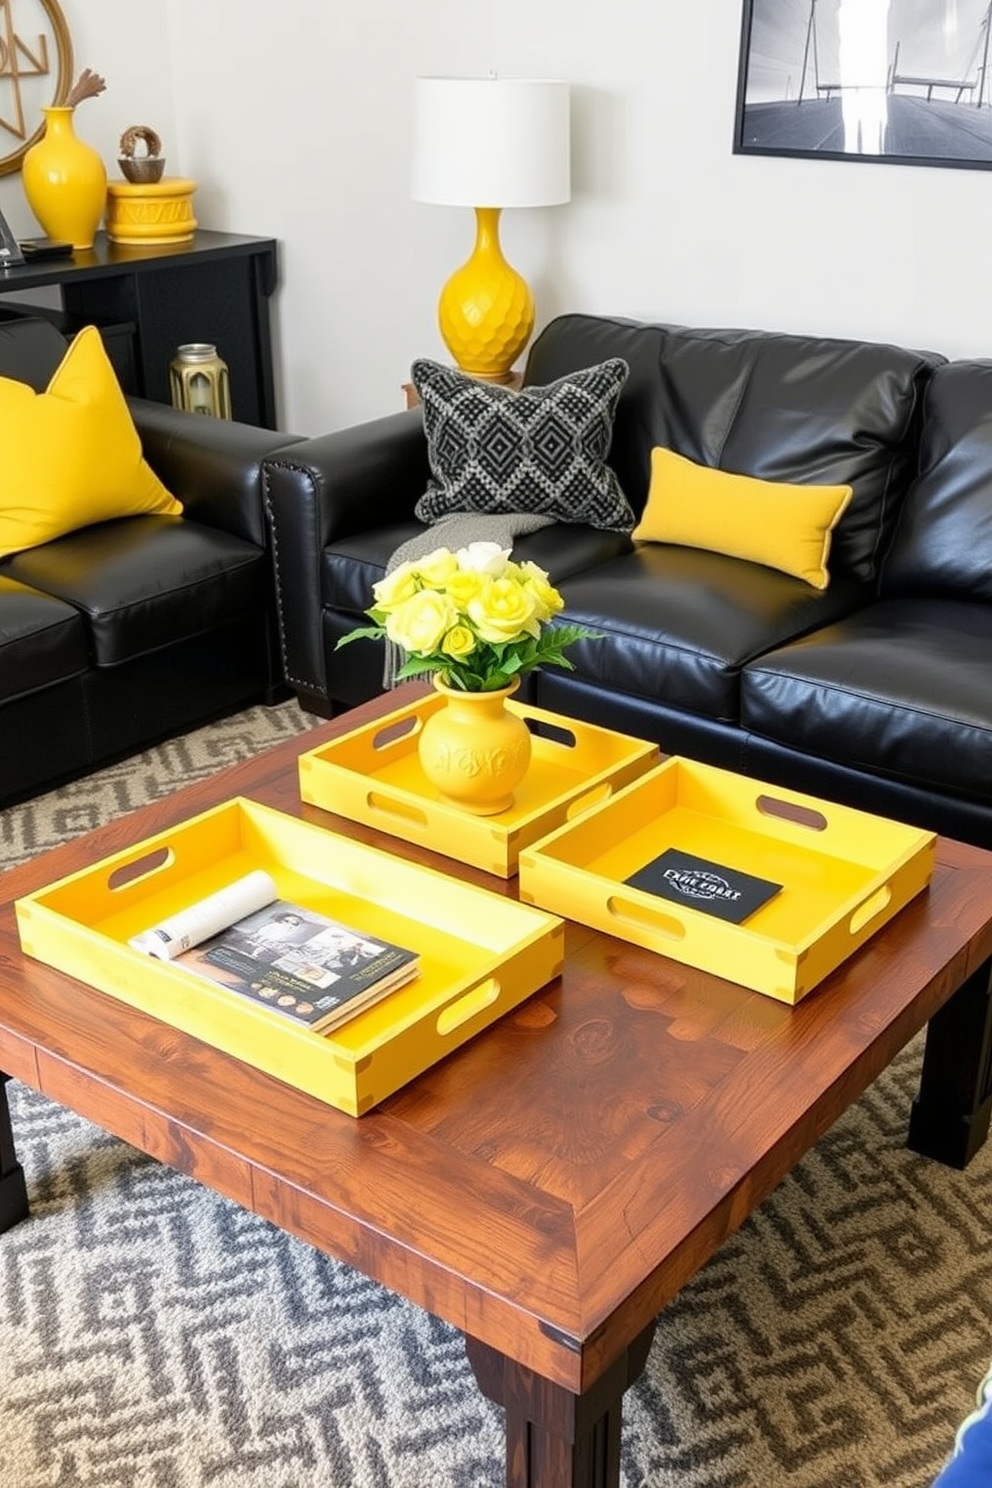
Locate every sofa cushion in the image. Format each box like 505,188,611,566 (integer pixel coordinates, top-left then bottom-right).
524,314,942,584
0,325,182,560
741,599,992,802
4,516,266,666
882,360,992,602
323,521,633,617
634,447,852,589
0,576,87,702
551,545,866,722
411,357,634,532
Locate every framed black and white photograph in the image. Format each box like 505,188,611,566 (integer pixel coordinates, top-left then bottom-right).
734,0,992,170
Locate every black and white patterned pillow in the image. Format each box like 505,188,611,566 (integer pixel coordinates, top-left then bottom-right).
411,357,633,531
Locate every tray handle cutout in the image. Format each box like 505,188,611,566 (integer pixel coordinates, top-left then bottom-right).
524,716,578,750
565,782,613,820
606,895,687,942
365,791,430,827
756,794,828,832
436,978,500,1036
371,713,422,751
108,845,174,892
849,885,892,935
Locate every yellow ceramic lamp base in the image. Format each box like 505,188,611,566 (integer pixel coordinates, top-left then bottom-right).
438,206,534,383
105,177,198,245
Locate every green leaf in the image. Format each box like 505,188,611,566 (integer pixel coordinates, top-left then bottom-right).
394,655,440,681
334,625,386,651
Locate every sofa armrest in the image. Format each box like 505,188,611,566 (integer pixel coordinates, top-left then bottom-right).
261,409,429,701
263,408,429,545
129,398,304,548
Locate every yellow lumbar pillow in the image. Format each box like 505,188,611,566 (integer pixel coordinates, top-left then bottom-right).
0,324,181,559
633,447,853,590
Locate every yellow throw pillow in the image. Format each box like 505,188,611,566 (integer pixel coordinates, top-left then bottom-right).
633,447,853,590
0,325,181,559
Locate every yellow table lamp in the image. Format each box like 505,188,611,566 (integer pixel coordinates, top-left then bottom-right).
411,76,571,384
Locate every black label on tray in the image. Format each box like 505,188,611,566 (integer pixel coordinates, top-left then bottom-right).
625,848,782,924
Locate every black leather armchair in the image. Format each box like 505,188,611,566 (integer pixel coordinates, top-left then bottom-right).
0,317,303,807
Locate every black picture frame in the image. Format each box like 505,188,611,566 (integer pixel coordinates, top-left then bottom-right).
734,0,992,171
0,209,24,268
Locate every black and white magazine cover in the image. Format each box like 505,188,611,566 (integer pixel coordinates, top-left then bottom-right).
176,899,419,1033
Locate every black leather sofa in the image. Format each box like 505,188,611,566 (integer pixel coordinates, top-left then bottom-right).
0,317,303,808
261,313,992,849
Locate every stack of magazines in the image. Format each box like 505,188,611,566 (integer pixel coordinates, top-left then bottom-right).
129,870,419,1034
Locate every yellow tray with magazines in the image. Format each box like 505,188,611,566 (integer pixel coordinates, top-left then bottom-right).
517,758,936,1004
298,692,660,877
15,798,564,1116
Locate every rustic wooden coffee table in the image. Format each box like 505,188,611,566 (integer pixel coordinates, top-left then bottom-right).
2,687,991,1488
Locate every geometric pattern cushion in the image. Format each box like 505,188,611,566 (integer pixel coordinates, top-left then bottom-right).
411,357,634,532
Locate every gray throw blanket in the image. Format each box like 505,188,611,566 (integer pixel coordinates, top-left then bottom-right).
382,511,554,689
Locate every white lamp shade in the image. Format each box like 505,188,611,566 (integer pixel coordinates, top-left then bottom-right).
411,76,571,208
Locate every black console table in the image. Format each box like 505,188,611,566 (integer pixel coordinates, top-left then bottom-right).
0,230,279,428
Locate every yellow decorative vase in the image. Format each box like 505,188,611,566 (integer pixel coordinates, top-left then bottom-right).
418,675,532,816
22,106,107,250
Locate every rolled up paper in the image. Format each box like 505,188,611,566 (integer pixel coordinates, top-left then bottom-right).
128,869,277,960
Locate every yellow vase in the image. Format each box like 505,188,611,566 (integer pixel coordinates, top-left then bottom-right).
418,675,532,816
22,106,107,250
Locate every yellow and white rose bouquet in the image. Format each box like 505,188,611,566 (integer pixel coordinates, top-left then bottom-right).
336,541,599,693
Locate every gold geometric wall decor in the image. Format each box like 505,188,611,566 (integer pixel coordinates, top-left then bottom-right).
0,0,73,175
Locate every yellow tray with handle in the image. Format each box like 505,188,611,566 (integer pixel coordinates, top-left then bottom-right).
15,798,564,1115
298,692,660,877
517,758,936,1004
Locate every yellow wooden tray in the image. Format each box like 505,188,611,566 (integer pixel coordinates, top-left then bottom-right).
517,758,936,1004
15,798,564,1115
298,693,660,877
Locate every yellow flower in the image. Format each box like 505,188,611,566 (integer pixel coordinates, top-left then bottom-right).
443,568,486,609
468,575,541,643
385,590,457,654
372,562,419,611
441,624,477,660
336,541,599,690
516,560,565,623
413,548,460,587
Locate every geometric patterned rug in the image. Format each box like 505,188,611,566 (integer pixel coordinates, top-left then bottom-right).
0,701,987,1487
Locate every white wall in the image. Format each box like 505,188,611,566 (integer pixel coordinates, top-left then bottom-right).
3,0,989,434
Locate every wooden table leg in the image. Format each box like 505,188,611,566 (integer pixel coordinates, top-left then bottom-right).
0,1074,28,1232
908,955,992,1169
465,1322,656,1488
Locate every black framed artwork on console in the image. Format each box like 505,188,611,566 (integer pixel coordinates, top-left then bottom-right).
0,208,24,266
734,0,992,171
